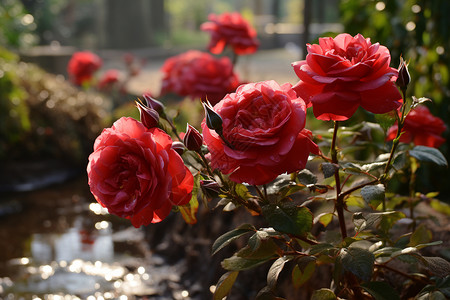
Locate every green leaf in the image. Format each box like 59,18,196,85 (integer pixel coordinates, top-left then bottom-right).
309,243,336,255
408,224,432,247
235,183,252,200
238,231,280,260
353,211,404,233
409,146,448,167
311,288,337,300
339,247,375,282
213,271,239,300
430,199,450,215
262,203,313,236
314,213,334,227
297,169,318,185
375,112,396,131
341,162,364,175
361,281,400,300
291,260,316,288
267,256,291,289
221,255,274,271
360,184,385,204
255,286,286,300
212,224,255,255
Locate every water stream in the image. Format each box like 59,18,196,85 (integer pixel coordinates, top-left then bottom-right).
0,175,197,300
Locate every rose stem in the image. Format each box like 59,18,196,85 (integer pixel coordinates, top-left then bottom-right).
331,121,347,239
380,90,408,210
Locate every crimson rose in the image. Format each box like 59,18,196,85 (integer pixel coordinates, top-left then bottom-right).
98,69,120,91
67,51,102,86
201,12,259,55
292,33,402,121
386,105,446,148
202,80,319,185
87,117,194,227
160,50,240,105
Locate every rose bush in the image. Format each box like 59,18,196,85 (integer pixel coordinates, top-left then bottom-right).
292,33,402,121
67,51,102,86
97,69,120,91
201,12,259,55
160,50,240,105
387,105,447,148
202,80,320,185
87,117,193,227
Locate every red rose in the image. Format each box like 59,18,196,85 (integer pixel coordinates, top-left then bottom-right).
160,50,240,105
87,117,194,227
98,69,120,91
201,80,319,185
201,12,259,55
292,33,402,121
386,105,446,148
67,51,102,86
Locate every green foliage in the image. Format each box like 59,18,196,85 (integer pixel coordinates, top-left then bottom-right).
0,0,38,49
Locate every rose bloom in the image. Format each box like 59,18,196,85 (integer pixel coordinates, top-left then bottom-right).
202,80,319,185
98,69,120,91
160,50,240,105
386,105,446,148
87,117,194,227
67,51,102,86
201,12,260,55
292,33,402,121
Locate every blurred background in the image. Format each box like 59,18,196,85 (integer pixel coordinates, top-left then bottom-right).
1,0,449,299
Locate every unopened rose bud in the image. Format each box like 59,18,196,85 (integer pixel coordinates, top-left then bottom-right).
396,57,410,92
183,124,203,152
171,141,185,155
200,180,221,199
143,93,165,113
202,101,223,135
136,101,159,129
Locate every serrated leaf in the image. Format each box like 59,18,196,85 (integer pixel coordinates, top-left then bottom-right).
262,203,312,236
411,96,432,109
212,224,255,255
213,271,239,300
342,162,364,175
238,233,280,260
297,169,317,185
311,288,337,300
340,247,375,282
420,257,450,277
353,211,404,233
221,255,275,271
309,243,336,255
361,281,400,300
320,163,339,179
292,260,316,288
361,161,387,172
360,184,385,203
409,146,448,167
267,256,291,289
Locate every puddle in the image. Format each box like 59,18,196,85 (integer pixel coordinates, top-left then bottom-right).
0,176,198,299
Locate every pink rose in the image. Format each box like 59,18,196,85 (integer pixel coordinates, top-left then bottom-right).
160,50,240,105
67,51,102,86
292,33,402,121
87,117,194,227
202,80,319,185
201,12,259,55
386,106,446,148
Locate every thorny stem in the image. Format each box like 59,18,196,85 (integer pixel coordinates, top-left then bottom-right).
331,121,347,239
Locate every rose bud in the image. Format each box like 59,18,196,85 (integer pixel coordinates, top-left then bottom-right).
136,101,159,129
200,180,221,199
143,93,165,114
202,101,223,135
171,141,185,155
183,124,203,152
396,57,410,92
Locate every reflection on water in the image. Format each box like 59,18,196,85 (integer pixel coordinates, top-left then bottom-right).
0,176,194,299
